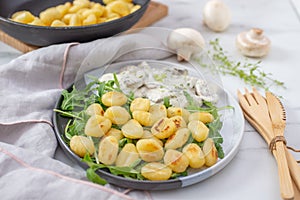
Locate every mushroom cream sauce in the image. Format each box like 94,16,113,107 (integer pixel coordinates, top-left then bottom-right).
99,61,218,107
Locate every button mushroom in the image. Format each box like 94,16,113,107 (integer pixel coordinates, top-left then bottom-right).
236,28,271,58
167,28,205,62
203,0,231,32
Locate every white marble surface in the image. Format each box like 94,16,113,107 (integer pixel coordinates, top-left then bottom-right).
1,0,300,199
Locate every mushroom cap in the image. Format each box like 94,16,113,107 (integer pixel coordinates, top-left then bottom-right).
236,28,271,58
167,28,205,61
203,0,231,32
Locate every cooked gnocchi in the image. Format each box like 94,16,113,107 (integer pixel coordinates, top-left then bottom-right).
10,0,141,27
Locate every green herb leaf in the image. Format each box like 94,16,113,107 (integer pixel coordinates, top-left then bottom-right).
198,38,285,91
163,96,172,108
86,168,107,185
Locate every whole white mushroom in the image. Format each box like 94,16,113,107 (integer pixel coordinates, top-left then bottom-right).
236,28,271,58
203,0,231,32
167,28,206,62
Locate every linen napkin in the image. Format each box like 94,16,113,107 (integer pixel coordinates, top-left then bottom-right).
0,30,172,200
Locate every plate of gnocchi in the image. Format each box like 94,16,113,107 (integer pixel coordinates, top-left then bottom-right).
53,60,244,190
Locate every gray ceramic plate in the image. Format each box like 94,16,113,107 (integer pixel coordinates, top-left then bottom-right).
53,60,244,190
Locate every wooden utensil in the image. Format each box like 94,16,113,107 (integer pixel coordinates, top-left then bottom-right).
265,92,295,199
242,110,300,199
237,88,294,200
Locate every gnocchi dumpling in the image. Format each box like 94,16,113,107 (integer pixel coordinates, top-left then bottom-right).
132,111,153,126
167,107,183,118
188,120,209,142
84,115,112,137
189,112,214,124
121,119,144,139
115,143,140,167
203,138,218,167
101,91,127,107
170,115,187,129
104,106,130,125
141,162,172,181
182,143,205,168
136,139,164,162
105,128,124,140
130,97,150,112
149,104,167,123
98,136,119,165
70,135,95,157
164,149,189,173
151,117,177,139
86,103,104,116
164,128,190,150
141,130,163,146
39,7,62,26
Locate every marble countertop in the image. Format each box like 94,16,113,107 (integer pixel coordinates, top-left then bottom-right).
1,0,300,199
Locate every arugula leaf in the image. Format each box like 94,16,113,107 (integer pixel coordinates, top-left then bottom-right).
82,154,143,180
183,91,199,111
207,116,224,158
86,168,107,185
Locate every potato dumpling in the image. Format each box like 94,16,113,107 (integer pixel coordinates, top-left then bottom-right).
82,14,97,25
39,7,62,26
182,143,205,168
101,91,127,107
130,97,150,112
141,130,163,146
115,143,140,167
11,11,35,24
132,111,153,126
69,13,82,26
164,149,189,173
86,103,104,116
70,135,95,157
164,128,190,150
107,0,130,16
104,106,130,125
170,115,187,129
167,107,182,118
130,5,141,13
189,112,214,124
51,20,67,27
136,139,164,162
28,17,45,26
56,3,71,16
141,162,172,181
188,120,209,142
105,128,124,140
98,136,119,165
149,104,167,124
182,108,190,123
84,115,112,137
151,117,177,139
203,138,218,167
121,119,143,139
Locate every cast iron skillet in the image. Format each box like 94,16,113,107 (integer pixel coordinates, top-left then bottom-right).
0,0,150,47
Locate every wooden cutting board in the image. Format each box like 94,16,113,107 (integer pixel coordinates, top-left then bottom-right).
0,1,168,53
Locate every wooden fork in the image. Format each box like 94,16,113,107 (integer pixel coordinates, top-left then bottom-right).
237,88,294,200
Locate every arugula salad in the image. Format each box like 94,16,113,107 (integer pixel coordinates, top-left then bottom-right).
54,61,225,185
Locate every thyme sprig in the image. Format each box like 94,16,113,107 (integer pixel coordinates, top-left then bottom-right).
199,38,285,91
